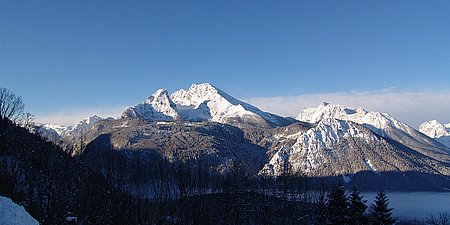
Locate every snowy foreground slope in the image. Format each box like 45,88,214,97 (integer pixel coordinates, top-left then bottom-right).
419,119,450,148
0,195,39,225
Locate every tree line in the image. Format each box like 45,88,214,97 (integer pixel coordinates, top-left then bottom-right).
315,184,396,225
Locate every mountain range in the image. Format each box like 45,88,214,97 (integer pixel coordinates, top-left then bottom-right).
35,83,450,191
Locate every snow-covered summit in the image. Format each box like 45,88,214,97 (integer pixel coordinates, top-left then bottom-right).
297,102,420,136
171,83,292,127
419,120,450,138
39,123,71,136
419,120,450,148
121,83,294,127
121,88,181,121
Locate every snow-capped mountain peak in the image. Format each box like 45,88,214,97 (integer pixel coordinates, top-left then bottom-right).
121,83,294,127
297,103,360,123
418,120,450,148
297,103,410,136
170,83,243,111
171,83,258,123
419,120,450,138
121,88,181,121
36,115,105,142
39,123,71,136
146,88,171,104
66,115,104,138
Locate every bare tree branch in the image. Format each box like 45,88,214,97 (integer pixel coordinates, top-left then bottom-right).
0,87,25,121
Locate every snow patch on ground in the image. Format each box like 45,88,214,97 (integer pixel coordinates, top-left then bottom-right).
364,159,380,175
66,216,77,222
364,159,375,171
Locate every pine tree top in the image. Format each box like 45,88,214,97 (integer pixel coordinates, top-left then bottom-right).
371,189,397,225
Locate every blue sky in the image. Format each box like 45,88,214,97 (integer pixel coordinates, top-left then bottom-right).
1,1,450,126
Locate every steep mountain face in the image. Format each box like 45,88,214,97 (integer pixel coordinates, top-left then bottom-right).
120,83,295,128
80,118,267,174
419,120,450,148
260,118,450,190
76,118,269,195
296,102,450,163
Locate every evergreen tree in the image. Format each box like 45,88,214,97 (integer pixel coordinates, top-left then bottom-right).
348,185,368,225
314,190,328,225
327,184,348,225
370,189,396,225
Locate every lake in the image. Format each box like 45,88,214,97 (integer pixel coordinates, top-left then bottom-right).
361,192,450,219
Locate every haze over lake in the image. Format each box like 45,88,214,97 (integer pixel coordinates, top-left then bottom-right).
362,192,450,219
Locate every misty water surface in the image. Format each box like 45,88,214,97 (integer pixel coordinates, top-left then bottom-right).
361,192,450,219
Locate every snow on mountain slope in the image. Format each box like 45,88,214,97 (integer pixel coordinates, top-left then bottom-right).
296,102,450,162
39,123,71,136
35,123,71,143
170,83,294,127
65,115,104,138
296,102,410,137
121,89,181,121
0,195,39,225
419,120,450,148
36,125,63,143
260,118,450,190
36,115,106,142
261,118,378,175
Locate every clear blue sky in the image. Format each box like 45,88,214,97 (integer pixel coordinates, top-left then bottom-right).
1,1,450,124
